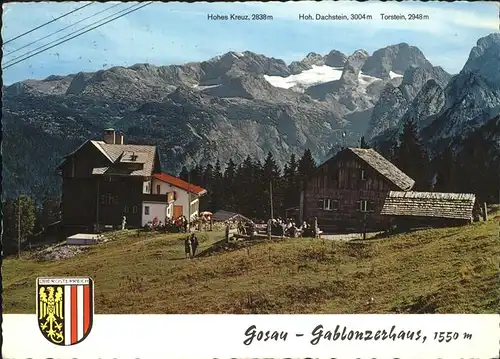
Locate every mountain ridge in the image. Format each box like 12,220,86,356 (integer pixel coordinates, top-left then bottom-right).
3,35,497,202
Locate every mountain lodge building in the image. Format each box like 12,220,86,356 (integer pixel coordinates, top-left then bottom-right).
57,129,206,233
299,147,476,232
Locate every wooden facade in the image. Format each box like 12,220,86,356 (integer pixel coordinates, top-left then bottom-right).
301,148,415,232
58,130,161,232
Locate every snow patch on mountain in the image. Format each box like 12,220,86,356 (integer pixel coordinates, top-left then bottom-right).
389,71,403,79
193,84,221,90
358,73,382,93
264,65,343,89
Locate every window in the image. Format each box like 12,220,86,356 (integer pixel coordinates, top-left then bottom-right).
124,205,129,213
323,199,339,211
100,194,116,205
144,206,150,215
318,199,324,209
360,169,366,180
132,205,138,214
358,200,375,212
156,184,161,194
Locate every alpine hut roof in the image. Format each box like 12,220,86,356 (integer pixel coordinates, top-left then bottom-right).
347,148,415,191
57,140,158,177
212,210,250,222
380,191,476,220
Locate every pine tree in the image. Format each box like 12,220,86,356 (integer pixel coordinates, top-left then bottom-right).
200,164,214,211
202,164,214,188
178,166,189,181
189,165,203,185
360,136,370,149
210,160,224,212
454,131,495,203
392,121,431,190
223,158,237,211
3,195,36,256
298,149,317,186
261,151,282,219
434,147,455,192
235,156,258,217
283,154,300,209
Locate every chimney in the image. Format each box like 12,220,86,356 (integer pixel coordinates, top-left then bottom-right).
115,131,124,145
103,128,116,144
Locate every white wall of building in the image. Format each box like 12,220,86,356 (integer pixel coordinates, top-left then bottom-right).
151,178,200,220
142,202,175,226
141,202,167,226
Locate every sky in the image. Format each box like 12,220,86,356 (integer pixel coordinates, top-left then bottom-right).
2,1,498,85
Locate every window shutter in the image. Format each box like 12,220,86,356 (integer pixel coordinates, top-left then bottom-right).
356,200,361,211
318,199,324,209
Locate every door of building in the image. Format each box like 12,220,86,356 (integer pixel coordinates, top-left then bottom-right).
173,205,183,219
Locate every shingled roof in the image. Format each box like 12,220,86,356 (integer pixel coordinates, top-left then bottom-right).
347,148,415,191
380,191,476,220
212,210,250,222
93,141,157,177
57,139,158,177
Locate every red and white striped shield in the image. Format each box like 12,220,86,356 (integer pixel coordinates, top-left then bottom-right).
36,277,94,346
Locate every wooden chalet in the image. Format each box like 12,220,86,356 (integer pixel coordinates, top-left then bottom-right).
57,129,163,232
380,191,477,228
300,147,415,232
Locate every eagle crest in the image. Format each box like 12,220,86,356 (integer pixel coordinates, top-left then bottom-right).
38,286,64,344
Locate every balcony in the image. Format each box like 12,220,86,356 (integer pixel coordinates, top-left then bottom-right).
143,193,168,203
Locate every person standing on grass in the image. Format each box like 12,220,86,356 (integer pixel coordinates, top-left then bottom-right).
190,233,199,258
184,236,192,259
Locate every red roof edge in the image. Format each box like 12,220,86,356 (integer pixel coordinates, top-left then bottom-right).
152,173,207,196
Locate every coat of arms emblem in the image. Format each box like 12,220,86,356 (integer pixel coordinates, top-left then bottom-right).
36,277,94,346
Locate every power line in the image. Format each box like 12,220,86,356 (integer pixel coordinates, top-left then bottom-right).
4,3,139,66
3,2,151,68
4,2,123,58
3,2,95,46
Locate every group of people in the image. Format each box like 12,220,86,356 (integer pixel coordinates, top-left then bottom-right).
237,220,256,236
144,215,189,233
184,233,199,259
269,217,320,238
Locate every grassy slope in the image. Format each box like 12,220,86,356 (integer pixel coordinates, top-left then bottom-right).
4,211,499,314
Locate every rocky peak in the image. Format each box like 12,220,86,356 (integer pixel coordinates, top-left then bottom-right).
340,49,369,86
400,66,451,101
201,51,290,83
288,52,325,74
400,79,446,130
461,33,500,88
362,43,433,78
66,71,94,95
324,50,347,67
366,83,408,139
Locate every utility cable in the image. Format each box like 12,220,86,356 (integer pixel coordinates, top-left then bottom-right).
4,2,123,57
3,2,95,45
3,2,152,69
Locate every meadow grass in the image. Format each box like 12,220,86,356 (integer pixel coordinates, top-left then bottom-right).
4,209,499,314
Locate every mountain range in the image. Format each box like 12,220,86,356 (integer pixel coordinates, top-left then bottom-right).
2,33,499,201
